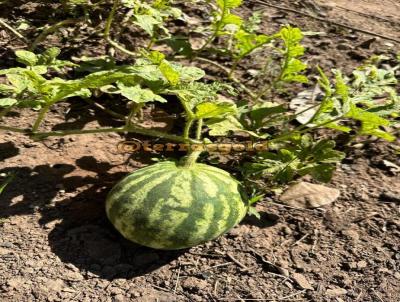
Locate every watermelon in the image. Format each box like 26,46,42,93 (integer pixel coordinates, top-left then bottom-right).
106,160,248,250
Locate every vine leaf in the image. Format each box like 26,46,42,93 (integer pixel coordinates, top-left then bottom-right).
195,102,237,119
0,98,18,107
117,83,167,103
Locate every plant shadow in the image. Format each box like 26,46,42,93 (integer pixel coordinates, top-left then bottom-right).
0,141,20,161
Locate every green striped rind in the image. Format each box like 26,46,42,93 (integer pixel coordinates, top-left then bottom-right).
106,161,248,250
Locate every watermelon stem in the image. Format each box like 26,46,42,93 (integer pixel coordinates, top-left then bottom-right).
180,151,201,168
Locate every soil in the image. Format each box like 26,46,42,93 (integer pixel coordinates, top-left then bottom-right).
0,0,400,301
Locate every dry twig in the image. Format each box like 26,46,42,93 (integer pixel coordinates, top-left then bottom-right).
0,19,28,43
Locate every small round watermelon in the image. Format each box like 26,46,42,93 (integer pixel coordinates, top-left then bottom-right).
106,161,248,250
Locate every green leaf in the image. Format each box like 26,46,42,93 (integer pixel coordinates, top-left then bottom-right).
134,14,160,36
248,194,263,205
117,82,167,103
195,102,237,119
173,65,205,82
159,61,180,86
222,13,243,26
346,103,394,141
279,26,305,57
247,206,261,219
281,59,308,83
38,47,61,64
277,26,308,84
0,84,16,94
206,115,243,136
167,82,229,109
233,29,272,59
31,65,48,74
0,98,18,107
213,0,243,37
15,50,38,66
6,74,28,93
216,0,242,9
334,71,349,102
248,103,287,128
206,115,260,137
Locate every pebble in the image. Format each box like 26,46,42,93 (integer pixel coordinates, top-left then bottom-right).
114,294,125,302
356,260,367,269
282,226,292,236
64,271,84,281
181,277,209,292
292,273,313,290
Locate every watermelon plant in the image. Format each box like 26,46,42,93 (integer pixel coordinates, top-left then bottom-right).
0,0,399,249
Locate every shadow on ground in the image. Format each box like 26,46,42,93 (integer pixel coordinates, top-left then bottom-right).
0,155,185,280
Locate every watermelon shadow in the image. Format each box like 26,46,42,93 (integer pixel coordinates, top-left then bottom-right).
241,212,280,228
42,156,186,280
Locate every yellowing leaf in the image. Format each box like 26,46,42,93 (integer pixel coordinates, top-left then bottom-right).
159,61,180,86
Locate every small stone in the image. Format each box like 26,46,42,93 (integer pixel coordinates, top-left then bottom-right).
181,277,209,292
64,271,84,281
114,294,125,302
292,273,313,290
282,226,292,236
356,260,367,269
326,287,347,297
